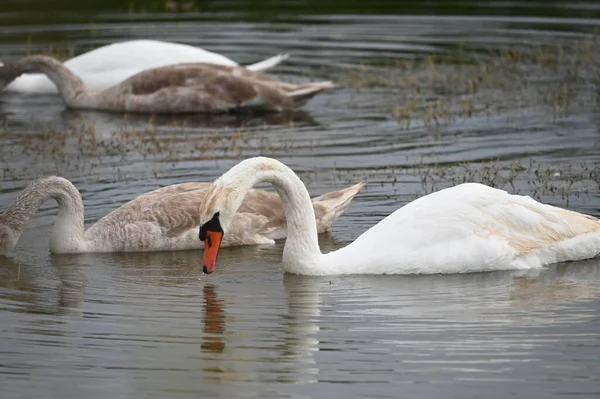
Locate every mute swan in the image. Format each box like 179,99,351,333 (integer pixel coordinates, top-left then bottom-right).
0,176,363,254
198,157,600,275
0,55,333,113
1,40,289,94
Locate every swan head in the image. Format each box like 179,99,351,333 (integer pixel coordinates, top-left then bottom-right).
198,182,244,274
198,157,285,274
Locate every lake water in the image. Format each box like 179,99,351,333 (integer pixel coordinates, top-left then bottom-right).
1,1,600,398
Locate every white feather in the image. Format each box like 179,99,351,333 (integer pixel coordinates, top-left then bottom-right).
3,40,287,94
201,157,600,275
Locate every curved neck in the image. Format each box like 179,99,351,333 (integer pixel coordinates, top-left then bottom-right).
2,177,86,253
1,55,90,106
224,158,323,273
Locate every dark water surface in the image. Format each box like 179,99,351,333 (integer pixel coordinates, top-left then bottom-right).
1,1,600,398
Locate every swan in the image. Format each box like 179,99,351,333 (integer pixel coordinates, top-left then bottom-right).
197,157,600,275
0,176,363,255
0,55,333,113
1,40,289,94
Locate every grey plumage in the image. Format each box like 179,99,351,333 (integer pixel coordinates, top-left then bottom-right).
0,55,334,113
0,176,363,254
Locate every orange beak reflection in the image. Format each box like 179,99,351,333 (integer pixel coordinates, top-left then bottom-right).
203,230,223,274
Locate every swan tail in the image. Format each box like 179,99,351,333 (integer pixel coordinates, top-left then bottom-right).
312,182,365,233
245,53,289,72
286,81,334,108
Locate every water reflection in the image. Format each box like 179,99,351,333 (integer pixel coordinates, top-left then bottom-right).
0,255,85,316
281,274,321,383
0,93,321,130
509,258,600,311
50,255,86,316
0,239,598,398
316,260,600,326
0,257,37,309
202,284,225,354
93,250,203,286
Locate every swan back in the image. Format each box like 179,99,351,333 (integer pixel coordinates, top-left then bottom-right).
65,40,237,73
324,183,600,274
114,63,332,113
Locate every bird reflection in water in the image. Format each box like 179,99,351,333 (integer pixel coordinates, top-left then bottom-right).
201,284,226,354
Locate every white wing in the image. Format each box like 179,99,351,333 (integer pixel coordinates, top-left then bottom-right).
335,183,600,274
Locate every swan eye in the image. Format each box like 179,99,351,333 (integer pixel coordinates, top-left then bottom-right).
199,212,222,241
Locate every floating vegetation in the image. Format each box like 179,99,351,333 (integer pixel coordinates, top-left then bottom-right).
0,115,305,182
413,159,600,204
342,35,600,130
269,152,600,210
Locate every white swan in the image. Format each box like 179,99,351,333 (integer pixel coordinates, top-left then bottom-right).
1,40,289,94
0,55,332,113
0,176,363,254
197,157,600,275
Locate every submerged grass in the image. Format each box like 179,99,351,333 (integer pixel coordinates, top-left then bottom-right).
1,35,599,200
1,113,599,205
316,159,600,207
0,114,304,182
341,34,600,130
413,159,600,204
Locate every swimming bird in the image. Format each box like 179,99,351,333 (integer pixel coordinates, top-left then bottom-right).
0,176,363,255
0,55,332,113
1,40,289,94
198,157,600,275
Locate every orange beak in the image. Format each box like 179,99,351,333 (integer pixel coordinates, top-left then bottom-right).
202,230,223,274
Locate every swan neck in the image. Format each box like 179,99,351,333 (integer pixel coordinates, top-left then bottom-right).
2,177,86,253
236,159,322,271
3,56,90,106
